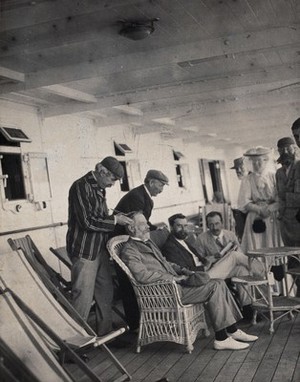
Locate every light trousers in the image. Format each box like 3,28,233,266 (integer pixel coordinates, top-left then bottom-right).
207,250,264,306
71,251,114,336
181,279,243,332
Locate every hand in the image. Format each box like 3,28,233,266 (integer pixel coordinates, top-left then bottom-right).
115,213,133,226
259,207,270,218
174,275,189,284
157,223,168,230
203,257,214,271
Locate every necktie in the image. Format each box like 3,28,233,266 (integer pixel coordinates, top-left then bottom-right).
215,237,224,249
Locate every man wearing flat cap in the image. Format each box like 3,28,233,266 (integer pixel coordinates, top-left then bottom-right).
114,169,169,233
230,157,246,180
67,156,132,336
112,168,169,330
276,137,300,295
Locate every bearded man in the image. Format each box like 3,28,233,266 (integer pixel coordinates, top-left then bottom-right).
275,137,300,247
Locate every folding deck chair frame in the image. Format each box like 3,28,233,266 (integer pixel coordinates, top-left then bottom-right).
0,249,131,382
1,288,113,382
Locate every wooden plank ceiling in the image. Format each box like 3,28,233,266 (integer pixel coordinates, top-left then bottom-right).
0,0,299,149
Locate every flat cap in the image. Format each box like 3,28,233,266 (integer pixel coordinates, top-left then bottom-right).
277,136,295,148
291,117,300,131
244,146,270,157
145,169,169,185
230,157,244,169
100,156,124,178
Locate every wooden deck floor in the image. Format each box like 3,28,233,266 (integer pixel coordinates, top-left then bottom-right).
66,312,300,382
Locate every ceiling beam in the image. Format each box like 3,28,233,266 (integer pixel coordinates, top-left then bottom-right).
0,66,24,82
112,105,143,116
0,25,298,94
41,85,97,103
40,63,300,118
0,0,139,32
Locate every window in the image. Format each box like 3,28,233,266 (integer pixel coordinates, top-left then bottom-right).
173,149,188,188
119,161,130,192
0,152,26,201
114,142,132,156
113,141,136,191
0,126,31,143
173,150,184,161
26,152,52,201
198,159,230,203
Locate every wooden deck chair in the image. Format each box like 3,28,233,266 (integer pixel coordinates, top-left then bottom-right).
50,245,72,269
8,235,71,298
0,250,131,382
0,337,41,382
1,288,129,382
0,289,82,382
107,235,209,354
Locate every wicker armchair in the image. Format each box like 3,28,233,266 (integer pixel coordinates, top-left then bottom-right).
107,235,209,354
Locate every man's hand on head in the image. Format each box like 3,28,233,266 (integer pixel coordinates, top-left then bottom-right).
115,214,133,226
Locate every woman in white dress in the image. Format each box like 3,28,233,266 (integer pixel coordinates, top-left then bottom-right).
238,146,283,253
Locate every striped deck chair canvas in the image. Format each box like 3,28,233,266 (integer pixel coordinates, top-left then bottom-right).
0,250,131,382
0,290,73,382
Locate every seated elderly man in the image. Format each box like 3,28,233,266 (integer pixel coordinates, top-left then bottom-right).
121,211,258,351
162,212,264,321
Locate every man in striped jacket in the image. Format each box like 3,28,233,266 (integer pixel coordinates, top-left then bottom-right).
67,156,132,336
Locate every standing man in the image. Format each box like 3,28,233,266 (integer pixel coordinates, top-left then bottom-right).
112,169,169,331
230,157,246,180
67,156,132,336
113,169,169,234
276,137,300,245
276,137,300,295
291,118,300,148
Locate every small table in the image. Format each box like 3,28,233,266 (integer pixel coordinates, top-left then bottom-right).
232,247,300,333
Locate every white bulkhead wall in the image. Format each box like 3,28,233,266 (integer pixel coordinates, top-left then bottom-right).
0,99,243,273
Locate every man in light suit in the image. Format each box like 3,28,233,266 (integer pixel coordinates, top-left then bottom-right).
112,169,169,330
163,212,264,320
121,211,258,350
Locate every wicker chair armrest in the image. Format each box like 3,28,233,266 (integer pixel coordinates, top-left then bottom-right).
131,278,185,308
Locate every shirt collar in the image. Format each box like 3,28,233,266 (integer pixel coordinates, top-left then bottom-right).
87,171,105,195
131,237,149,243
143,184,153,199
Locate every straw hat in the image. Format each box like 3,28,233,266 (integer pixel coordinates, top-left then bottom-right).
243,146,270,157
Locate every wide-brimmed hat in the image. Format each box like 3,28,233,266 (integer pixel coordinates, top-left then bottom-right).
244,146,270,157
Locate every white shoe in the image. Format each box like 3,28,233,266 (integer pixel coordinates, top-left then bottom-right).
229,329,258,342
214,337,249,350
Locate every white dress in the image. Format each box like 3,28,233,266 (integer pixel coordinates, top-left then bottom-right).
238,170,283,253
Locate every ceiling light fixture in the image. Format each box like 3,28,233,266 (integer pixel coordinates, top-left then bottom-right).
118,18,159,40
